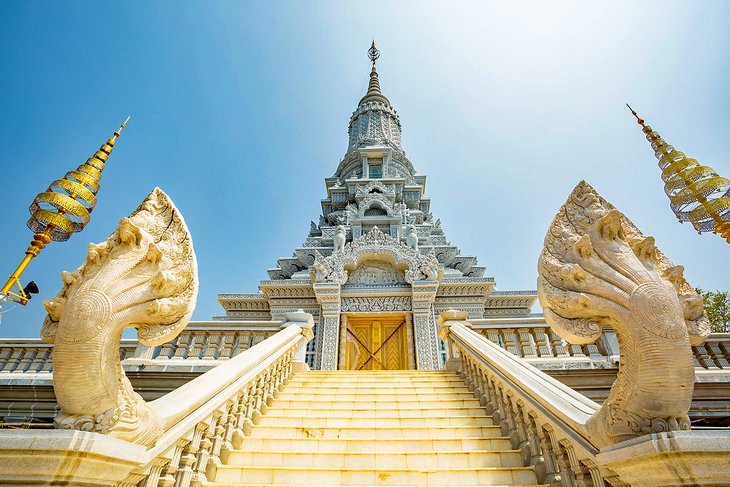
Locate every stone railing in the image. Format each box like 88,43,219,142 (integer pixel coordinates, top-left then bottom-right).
442,320,605,486
470,319,730,372
440,314,730,486
0,321,280,377
0,312,314,486
0,339,137,374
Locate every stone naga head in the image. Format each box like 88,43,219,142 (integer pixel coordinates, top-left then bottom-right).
537,181,709,448
41,188,197,447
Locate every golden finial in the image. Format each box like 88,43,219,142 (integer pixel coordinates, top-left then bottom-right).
0,118,130,306
626,104,644,125
368,40,380,66
628,106,730,243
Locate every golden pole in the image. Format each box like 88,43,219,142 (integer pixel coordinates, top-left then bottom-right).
0,117,129,305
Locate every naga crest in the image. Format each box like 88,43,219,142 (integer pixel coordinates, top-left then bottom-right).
537,181,709,448
41,187,198,446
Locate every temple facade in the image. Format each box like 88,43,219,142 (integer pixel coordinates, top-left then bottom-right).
217,45,538,372
0,44,728,487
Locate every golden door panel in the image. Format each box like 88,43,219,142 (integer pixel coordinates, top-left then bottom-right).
345,316,407,370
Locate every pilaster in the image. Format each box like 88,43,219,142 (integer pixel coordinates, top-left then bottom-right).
411,279,440,370
313,282,341,370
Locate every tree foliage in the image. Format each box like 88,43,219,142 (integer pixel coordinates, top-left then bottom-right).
696,289,730,333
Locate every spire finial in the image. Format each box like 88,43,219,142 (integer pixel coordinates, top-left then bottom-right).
368,40,380,66
626,104,645,126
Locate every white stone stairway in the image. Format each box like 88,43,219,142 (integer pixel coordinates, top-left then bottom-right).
207,370,543,486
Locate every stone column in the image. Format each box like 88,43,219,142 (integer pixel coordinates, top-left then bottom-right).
412,312,440,370
313,282,342,370
338,314,349,370
411,279,440,370
405,313,416,370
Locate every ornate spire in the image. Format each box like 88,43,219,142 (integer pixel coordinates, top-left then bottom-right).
359,41,389,106
627,105,730,242
0,117,130,305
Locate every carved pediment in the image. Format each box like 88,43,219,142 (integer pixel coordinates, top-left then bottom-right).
310,227,441,285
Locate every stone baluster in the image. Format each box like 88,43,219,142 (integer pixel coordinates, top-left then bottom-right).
251,373,266,425
499,390,520,449
203,333,221,360
0,348,12,370
532,327,552,357
2,349,24,372
693,344,717,368
189,332,207,359
156,337,178,360
568,343,586,359
585,343,604,361
191,415,217,487
512,399,532,466
707,341,730,368
173,333,192,359
219,332,236,359
141,458,167,487
208,406,229,479
484,329,502,347
242,382,257,436
32,349,50,372
559,440,597,487
517,328,538,358
176,424,205,487
525,413,548,484
15,348,37,373
549,431,577,487
502,328,521,356
549,331,569,357
230,389,250,449
538,425,562,487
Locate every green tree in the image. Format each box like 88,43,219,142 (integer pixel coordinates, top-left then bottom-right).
696,289,730,333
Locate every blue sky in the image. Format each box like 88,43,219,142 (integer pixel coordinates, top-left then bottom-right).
1,1,728,337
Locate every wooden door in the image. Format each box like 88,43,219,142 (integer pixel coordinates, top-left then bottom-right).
345,316,407,370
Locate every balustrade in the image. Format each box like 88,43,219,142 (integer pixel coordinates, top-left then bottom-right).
472,323,730,371
444,321,606,487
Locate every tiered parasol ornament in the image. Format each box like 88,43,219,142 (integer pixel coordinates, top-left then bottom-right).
628,105,730,243
0,117,129,307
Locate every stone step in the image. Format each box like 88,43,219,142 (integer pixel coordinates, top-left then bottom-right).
225,449,524,469
248,425,502,440
237,436,514,453
257,415,494,428
283,385,472,393
290,375,464,385
211,484,545,487
267,406,488,418
211,465,539,486
275,391,477,401
272,398,482,409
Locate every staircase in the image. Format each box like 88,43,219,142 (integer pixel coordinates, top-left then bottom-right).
208,370,543,486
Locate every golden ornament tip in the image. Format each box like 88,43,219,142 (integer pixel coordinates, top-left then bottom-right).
626,103,644,125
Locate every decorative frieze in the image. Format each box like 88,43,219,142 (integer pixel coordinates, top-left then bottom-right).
341,296,411,312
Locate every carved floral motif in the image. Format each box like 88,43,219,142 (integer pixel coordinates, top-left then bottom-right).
537,181,710,448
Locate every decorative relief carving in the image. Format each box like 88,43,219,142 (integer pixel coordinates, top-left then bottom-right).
413,313,439,370
537,181,711,448
341,296,411,312
41,188,197,447
347,260,404,286
309,227,440,286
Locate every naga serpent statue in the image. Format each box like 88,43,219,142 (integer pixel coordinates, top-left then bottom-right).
41,188,198,447
537,181,710,448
